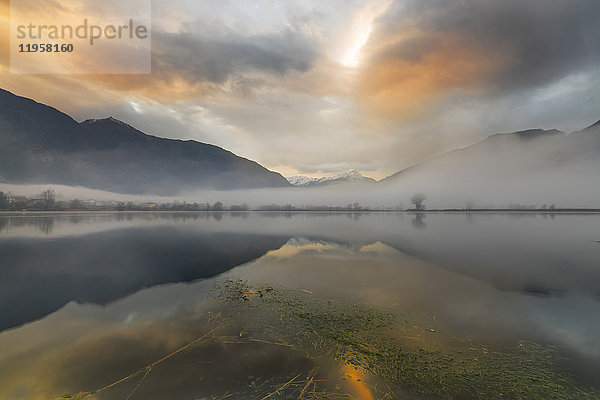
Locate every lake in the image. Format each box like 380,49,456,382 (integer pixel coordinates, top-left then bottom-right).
0,212,599,399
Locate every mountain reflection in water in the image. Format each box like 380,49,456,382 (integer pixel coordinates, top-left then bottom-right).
0,212,598,399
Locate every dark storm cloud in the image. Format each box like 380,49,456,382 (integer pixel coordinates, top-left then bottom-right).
152,29,318,84
375,0,600,92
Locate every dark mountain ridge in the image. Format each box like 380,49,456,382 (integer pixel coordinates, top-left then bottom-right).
0,89,290,194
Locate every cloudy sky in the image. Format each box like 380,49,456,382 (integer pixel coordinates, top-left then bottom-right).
1,0,599,178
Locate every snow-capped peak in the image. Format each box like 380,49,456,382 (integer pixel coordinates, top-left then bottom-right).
287,169,376,186
287,175,320,186
331,169,365,181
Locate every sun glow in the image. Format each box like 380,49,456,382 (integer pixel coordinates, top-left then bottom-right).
339,0,393,68
341,25,373,68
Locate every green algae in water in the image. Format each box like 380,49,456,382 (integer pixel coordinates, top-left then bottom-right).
215,280,600,400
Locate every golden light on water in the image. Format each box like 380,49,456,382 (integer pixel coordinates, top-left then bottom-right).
341,364,375,400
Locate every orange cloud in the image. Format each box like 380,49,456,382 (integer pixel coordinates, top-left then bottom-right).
0,0,9,67
356,31,504,120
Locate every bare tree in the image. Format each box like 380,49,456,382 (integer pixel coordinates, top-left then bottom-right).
40,189,56,210
12,196,27,210
0,190,8,210
212,201,224,211
410,193,426,211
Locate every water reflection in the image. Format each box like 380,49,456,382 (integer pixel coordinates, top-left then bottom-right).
0,222,289,331
411,212,427,229
0,212,599,398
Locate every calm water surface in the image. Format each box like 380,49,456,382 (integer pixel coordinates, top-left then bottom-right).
0,212,599,399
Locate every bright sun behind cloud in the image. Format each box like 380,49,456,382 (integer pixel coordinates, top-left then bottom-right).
339,0,393,68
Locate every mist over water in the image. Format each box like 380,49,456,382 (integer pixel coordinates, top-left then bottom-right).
2,1,600,397
4,177,600,210
4,122,600,209
0,212,599,399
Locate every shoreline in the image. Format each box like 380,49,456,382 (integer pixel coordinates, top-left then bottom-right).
1,209,600,215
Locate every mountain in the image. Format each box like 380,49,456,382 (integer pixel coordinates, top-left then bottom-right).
287,169,376,187
381,123,600,207
0,89,290,194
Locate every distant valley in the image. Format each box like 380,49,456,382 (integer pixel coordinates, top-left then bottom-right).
1,89,599,207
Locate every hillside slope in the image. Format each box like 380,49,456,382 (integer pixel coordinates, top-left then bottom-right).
0,89,290,194
381,124,600,207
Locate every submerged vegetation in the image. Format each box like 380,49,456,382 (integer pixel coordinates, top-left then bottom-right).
216,280,599,400
59,281,599,400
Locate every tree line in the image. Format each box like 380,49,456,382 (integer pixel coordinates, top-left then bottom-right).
0,188,247,211
0,188,574,212
0,188,57,210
